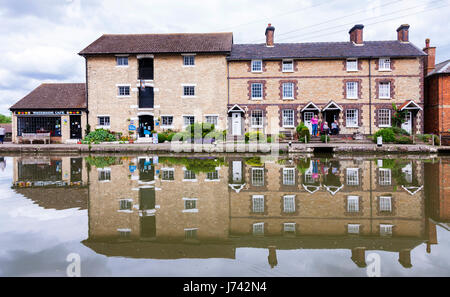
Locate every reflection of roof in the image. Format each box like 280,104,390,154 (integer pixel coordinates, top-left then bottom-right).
14,187,88,210
82,240,235,259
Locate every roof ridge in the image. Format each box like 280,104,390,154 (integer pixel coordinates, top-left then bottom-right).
101,32,232,36
233,40,404,46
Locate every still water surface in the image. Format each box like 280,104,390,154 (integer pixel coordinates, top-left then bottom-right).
0,154,449,276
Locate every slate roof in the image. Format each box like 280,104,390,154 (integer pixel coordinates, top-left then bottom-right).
79,32,233,55
10,83,86,110
228,40,426,60
428,59,450,76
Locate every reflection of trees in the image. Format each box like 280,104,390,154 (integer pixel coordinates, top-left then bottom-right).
381,159,420,187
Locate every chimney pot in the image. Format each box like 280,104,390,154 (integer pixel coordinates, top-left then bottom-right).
349,24,364,44
423,38,436,75
396,24,410,42
265,23,275,47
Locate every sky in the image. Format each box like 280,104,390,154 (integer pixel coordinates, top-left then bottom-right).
0,0,449,115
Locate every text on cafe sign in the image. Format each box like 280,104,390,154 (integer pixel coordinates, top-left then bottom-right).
14,111,82,115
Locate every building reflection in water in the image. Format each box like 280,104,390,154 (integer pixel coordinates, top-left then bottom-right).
10,154,450,269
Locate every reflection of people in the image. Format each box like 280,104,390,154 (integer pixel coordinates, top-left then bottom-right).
0,157,5,171
311,115,318,136
0,127,5,144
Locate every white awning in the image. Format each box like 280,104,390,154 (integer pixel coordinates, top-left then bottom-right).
301,102,321,112
228,104,245,113
400,100,423,111
322,101,343,111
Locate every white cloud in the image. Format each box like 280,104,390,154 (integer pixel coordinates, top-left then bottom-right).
0,0,449,115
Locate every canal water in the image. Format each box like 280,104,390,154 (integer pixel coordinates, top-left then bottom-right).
0,154,449,277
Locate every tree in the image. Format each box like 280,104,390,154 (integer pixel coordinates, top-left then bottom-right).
0,114,11,123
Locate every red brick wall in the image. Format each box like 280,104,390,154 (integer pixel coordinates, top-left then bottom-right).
424,74,450,134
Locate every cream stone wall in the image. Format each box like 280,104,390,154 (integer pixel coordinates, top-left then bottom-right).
228,57,423,135
86,53,228,137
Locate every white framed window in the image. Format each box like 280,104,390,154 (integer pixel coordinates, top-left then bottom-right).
161,168,174,181
206,170,219,181
346,109,358,127
283,168,295,185
378,109,391,127
183,55,195,66
119,199,132,211
379,58,391,71
283,195,296,213
253,222,264,236
348,224,360,234
205,115,218,126
116,56,129,66
379,168,392,186
183,85,195,97
379,196,392,212
282,82,294,99
346,59,358,71
161,116,173,128
98,168,111,182
251,168,264,186
183,116,195,127
379,82,391,99
252,195,264,213
251,83,263,99
347,196,360,213
346,81,358,99
282,109,294,127
251,60,263,72
346,168,359,186
97,116,110,128
282,60,294,72
183,170,196,181
380,224,393,236
185,228,198,240
183,198,198,213
284,223,296,233
117,85,130,97
251,110,263,128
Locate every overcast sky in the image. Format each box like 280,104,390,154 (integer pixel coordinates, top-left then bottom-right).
1,0,449,115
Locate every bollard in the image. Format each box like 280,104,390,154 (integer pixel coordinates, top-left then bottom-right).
432,134,435,146
377,136,382,147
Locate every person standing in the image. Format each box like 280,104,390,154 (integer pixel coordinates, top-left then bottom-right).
311,115,318,137
0,127,5,144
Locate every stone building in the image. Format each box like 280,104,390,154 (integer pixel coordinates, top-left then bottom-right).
424,39,450,135
78,33,233,140
227,24,426,138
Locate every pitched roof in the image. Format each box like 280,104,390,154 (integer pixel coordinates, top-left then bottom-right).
428,59,450,76
228,40,426,60
10,83,86,110
79,32,233,55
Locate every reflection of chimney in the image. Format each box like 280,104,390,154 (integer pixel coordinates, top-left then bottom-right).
268,246,278,268
397,24,410,42
265,23,275,47
398,250,413,268
351,247,367,268
423,39,436,75
349,24,364,45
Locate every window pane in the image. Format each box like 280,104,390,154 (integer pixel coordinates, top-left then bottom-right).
117,56,128,66
378,109,391,127
282,83,294,99
346,82,358,98
205,116,218,125
252,168,264,186
346,109,358,127
252,195,264,213
347,196,359,212
183,86,195,96
118,86,130,96
283,168,295,185
346,168,359,185
251,110,263,127
282,109,294,127
347,59,358,71
183,56,195,66
282,60,293,72
379,82,391,98
283,196,296,213
251,83,263,99
162,116,173,126
251,60,262,72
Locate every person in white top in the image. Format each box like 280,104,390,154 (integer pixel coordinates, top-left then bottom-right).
0,127,5,144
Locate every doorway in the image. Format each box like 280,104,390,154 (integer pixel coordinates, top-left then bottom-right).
231,113,242,136
138,115,154,138
401,112,412,134
303,112,315,134
324,111,340,127
70,115,82,139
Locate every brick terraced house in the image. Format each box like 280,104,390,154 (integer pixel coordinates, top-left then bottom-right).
227,24,426,138
78,32,233,140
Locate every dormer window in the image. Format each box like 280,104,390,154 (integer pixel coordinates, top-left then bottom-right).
251,60,263,72
282,60,294,72
183,55,195,66
346,59,358,71
379,58,391,71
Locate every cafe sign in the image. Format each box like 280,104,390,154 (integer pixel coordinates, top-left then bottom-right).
15,111,82,115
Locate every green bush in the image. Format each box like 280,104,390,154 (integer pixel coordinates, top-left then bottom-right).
394,136,413,144
390,126,410,136
185,123,215,139
374,128,395,143
299,127,311,143
84,129,116,143
433,135,440,146
245,131,265,142
158,133,167,143
321,135,330,143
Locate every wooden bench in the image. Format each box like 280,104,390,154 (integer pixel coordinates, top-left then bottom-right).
21,133,51,144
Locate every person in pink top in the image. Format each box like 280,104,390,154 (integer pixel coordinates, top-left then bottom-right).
311,115,318,136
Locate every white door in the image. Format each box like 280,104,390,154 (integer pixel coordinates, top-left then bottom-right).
304,112,314,134
232,113,242,136
401,112,412,134
232,161,242,182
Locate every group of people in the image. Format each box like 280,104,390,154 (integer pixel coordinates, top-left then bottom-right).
310,115,339,136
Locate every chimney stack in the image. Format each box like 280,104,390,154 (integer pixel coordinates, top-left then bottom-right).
349,24,364,45
423,38,436,75
397,24,410,42
265,23,275,47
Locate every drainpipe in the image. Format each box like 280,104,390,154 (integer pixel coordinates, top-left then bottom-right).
369,57,372,135
85,57,89,137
